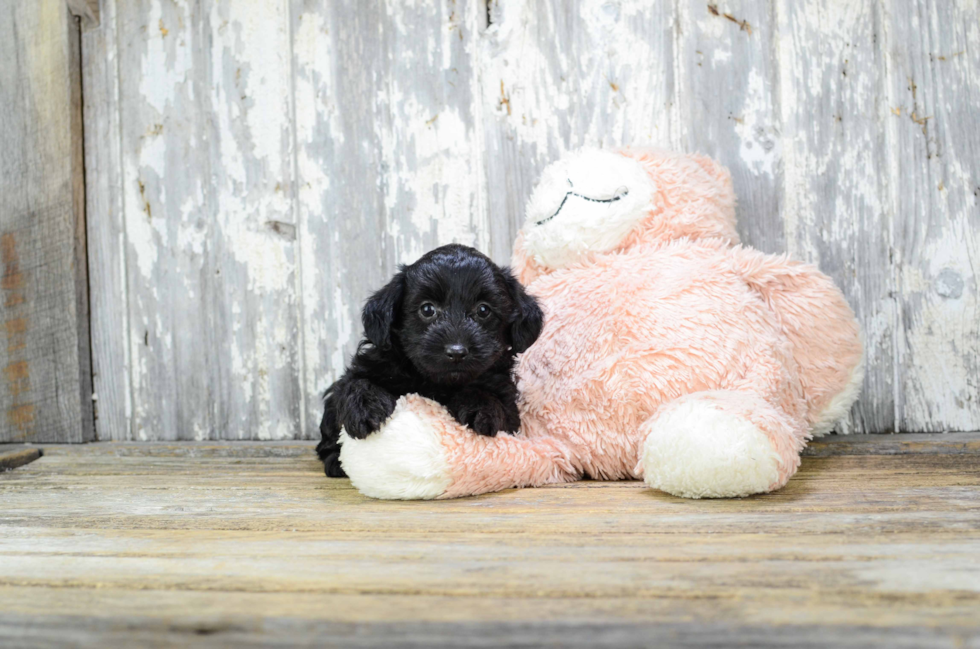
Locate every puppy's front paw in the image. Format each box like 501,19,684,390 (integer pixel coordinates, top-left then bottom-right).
449,400,507,437
469,408,507,437
339,382,397,439
448,389,521,437
344,398,396,439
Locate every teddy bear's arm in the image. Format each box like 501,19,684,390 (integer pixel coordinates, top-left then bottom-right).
339,394,580,500
732,247,864,435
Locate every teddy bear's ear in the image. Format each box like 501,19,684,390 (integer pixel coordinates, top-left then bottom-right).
361,270,406,349
502,268,544,354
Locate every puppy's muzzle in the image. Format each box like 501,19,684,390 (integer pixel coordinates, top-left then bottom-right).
444,343,468,363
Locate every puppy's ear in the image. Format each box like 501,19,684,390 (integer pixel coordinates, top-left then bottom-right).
503,268,544,354
362,270,406,349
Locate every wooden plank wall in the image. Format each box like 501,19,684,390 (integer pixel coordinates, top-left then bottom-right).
0,0,94,443
81,0,979,440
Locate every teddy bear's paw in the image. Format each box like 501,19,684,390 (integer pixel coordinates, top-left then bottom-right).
640,397,782,499
338,399,452,500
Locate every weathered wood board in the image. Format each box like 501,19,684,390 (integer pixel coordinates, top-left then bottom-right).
777,0,894,434
0,0,94,443
0,437,979,646
81,0,979,439
80,0,129,443
0,447,42,472
882,0,980,433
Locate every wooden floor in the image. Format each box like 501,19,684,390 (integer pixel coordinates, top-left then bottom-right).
1,434,979,648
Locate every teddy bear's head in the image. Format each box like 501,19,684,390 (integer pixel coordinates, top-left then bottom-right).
515,148,739,283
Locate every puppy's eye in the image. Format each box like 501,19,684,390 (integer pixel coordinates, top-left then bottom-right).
419,303,437,319
475,303,492,319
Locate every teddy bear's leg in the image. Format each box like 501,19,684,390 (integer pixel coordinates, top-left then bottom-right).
339,395,578,500
638,390,806,499
732,248,864,435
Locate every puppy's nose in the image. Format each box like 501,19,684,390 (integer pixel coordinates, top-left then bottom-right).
444,344,468,362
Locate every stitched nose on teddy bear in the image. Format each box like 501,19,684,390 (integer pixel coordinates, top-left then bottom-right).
535,179,631,226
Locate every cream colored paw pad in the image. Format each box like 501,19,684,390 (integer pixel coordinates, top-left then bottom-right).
339,406,452,500
641,400,780,499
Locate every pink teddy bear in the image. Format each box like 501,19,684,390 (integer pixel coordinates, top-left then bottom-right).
338,148,864,500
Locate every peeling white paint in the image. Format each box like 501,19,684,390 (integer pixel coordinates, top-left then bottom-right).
733,69,780,178
123,164,159,281
713,49,733,64
94,0,980,440
329,285,352,383
380,100,481,262
139,0,192,115
377,1,486,263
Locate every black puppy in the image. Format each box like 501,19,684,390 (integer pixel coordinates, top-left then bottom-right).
316,244,544,477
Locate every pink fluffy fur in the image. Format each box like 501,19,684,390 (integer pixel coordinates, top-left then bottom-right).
341,148,863,500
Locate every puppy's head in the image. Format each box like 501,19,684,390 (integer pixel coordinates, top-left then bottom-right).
362,244,543,385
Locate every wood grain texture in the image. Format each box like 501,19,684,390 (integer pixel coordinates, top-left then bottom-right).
81,0,980,438
0,610,976,649
66,0,99,29
291,1,393,438
17,430,979,459
0,438,978,646
111,0,211,441
0,448,41,472
205,0,303,442
677,0,785,254
87,0,306,441
0,0,94,443
803,431,980,456
882,0,980,433
81,0,131,440
777,0,893,433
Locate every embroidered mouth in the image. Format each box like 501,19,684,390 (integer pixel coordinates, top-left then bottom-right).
535,179,630,226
